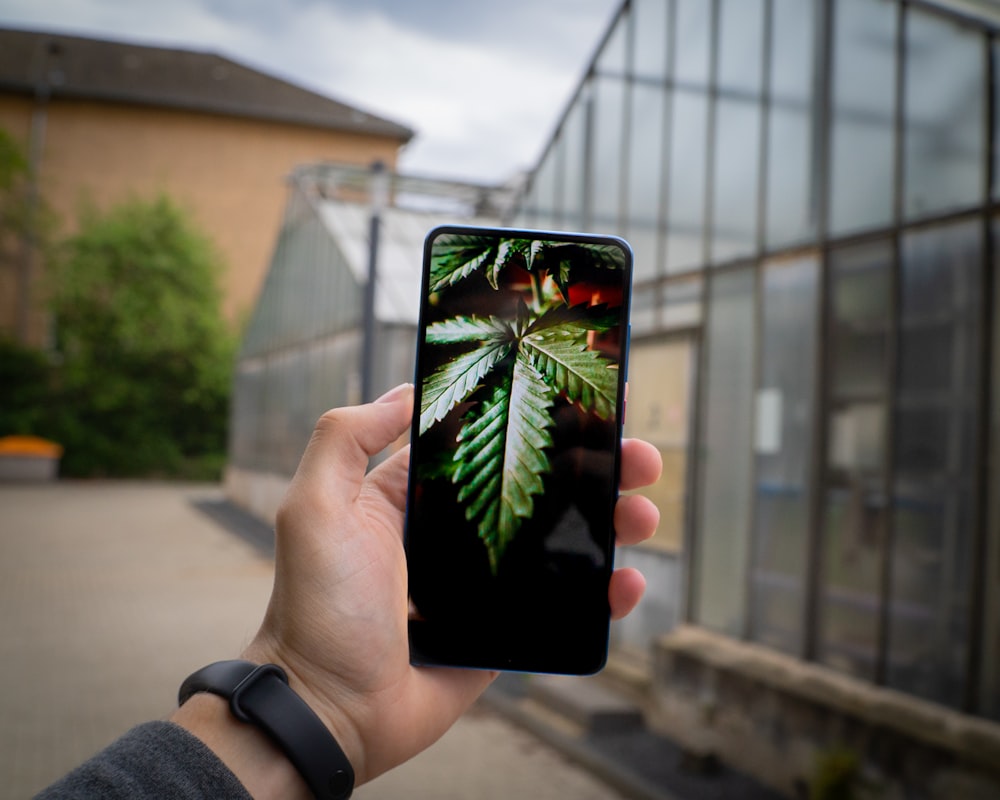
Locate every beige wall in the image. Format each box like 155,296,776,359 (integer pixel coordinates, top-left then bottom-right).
0,95,405,344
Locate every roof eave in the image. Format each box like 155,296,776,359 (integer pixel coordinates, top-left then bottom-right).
0,79,414,142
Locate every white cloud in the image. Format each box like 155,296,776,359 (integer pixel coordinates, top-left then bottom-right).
265,4,582,181
0,0,613,183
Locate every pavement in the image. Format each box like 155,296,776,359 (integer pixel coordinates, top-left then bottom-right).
0,481,629,800
0,480,783,800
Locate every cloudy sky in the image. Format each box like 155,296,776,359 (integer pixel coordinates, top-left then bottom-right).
0,0,621,184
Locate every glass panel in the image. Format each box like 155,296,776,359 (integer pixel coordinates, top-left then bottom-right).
624,336,696,554
903,10,985,219
765,0,818,249
675,0,712,88
986,217,1000,721
528,149,557,231
665,90,708,273
630,279,658,335
717,0,765,96
887,219,982,707
560,97,587,232
994,40,1000,202
633,0,670,80
828,0,897,236
711,99,761,264
693,268,756,635
596,6,628,76
817,239,892,681
591,75,626,232
750,254,819,656
626,83,666,282
663,276,703,328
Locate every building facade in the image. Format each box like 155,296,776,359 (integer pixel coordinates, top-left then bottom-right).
510,0,999,793
0,28,412,346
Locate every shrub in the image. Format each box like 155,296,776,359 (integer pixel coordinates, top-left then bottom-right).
46,195,235,478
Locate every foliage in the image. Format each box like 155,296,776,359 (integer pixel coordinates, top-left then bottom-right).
0,337,55,435
1,128,57,351
809,745,883,800
419,234,626,572
0,127,56,270
44,195,235,478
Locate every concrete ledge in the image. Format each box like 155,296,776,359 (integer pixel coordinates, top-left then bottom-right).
650,625,1000,799
223,465,290,524
528,675,644,735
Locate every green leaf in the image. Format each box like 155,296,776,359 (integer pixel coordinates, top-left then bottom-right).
429,235,498,292
488,239,514,289
525,303,620,338
526,239,544,271
419,339,512,435
523,330,619,420
453,351,555,573
426,315,511,344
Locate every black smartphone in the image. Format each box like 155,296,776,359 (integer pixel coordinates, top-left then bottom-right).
404,225,633,675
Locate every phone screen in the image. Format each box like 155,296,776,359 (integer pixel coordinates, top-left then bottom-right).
404,225,633,674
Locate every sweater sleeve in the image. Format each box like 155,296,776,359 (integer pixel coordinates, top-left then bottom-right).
34,721,253,800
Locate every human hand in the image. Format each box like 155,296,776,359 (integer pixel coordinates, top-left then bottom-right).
177,383,661,795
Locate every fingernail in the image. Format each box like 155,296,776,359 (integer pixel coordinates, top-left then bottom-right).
374,383,413,404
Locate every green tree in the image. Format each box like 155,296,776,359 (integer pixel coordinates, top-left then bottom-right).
47,195,235,477
420,235,626,572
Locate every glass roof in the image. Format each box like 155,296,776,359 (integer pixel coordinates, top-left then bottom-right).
297,163,509,326
316,199,497,325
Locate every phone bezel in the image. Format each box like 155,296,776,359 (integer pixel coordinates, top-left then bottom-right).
404,224,634,675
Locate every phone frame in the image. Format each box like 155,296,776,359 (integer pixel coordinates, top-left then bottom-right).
404,224,633,675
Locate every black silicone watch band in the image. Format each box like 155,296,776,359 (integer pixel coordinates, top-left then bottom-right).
179,660,354,800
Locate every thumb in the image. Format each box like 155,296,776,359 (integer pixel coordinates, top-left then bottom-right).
293,384,414,506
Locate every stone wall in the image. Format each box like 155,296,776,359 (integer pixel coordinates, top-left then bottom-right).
650,625,1000,799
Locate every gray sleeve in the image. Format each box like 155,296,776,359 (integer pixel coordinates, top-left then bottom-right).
34,721,253,800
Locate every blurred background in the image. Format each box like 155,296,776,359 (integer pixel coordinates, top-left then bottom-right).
3,1,1000,798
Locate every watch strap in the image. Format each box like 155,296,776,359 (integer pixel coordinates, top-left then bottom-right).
179,660,354,800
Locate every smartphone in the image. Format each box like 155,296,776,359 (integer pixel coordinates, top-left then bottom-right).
404,225,633,675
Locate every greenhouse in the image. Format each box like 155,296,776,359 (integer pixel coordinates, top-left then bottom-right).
229,0,1000,793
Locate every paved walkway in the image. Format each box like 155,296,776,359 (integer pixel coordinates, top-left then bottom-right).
0,481,626,800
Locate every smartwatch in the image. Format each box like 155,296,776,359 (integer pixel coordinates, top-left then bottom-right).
179,660,354,800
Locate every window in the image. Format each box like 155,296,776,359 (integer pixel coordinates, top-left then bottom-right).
674,0,712,88
887,219,982,706
665,91,709,272
903,11,985,219
750,254,820,656
828,0,897,236
985,218,1000,721
632,0,670,80
591,75,627,233
626,83,666,281
692,268,756,635
559,99,587,232
817,239,893,680
765,0,819,248
624,337,696,554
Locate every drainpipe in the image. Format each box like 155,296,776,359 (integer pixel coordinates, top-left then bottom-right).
360,160,389,404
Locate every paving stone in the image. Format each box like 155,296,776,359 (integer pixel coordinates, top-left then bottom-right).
0,482,627,800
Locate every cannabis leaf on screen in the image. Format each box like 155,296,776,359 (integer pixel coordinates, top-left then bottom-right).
419,234,625,573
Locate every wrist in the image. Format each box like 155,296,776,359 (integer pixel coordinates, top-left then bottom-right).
176,657,358,799
172,692,310,800
239,640,368,783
